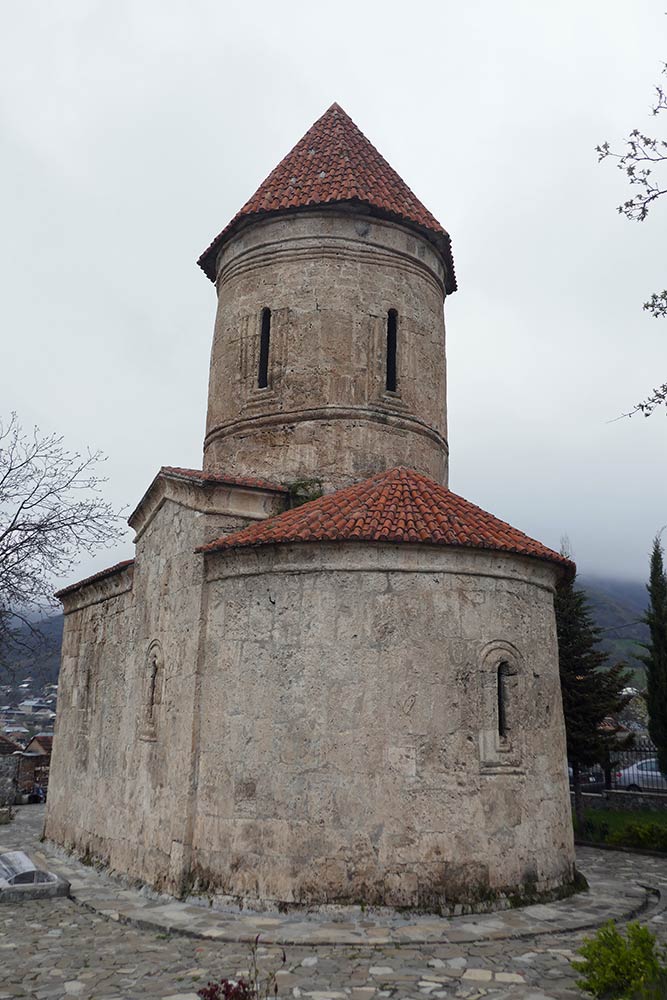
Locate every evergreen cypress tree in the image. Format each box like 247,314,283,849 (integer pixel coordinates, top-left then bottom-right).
640,535,667,774
555,573,631,826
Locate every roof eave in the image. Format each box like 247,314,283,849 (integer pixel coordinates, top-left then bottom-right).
198,535,574,578
55,559,135,600
197,201,458,295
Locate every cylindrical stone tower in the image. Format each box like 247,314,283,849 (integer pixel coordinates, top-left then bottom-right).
198,104,457,491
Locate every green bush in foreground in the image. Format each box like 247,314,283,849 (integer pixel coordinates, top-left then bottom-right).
607,822,667,853
572,921,666,998
574,810,667,854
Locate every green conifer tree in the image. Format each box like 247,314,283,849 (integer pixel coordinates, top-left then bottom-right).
640,535,667,774
555,573,631,827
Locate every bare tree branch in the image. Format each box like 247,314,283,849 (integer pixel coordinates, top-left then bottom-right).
0,414,124,676
598,62,667,415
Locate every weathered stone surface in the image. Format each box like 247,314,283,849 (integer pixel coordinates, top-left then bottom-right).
203,212,449,492
5,808,667,1000
0,756,18,808
46,522,575,909
45,477,287,893
45,199,575,912
193,544,574,908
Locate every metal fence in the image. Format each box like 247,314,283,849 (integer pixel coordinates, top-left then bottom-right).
608,738,667,794
571,738,667,795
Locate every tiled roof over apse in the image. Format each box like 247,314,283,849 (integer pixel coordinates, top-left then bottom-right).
199,467,573,577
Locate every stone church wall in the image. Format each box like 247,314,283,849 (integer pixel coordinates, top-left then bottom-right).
204,212,449,491
45,484,281,891
191,543,575,909
46,494,575,911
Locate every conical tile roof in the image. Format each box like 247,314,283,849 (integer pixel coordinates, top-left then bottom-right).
198,104,456,292
198,467,573,576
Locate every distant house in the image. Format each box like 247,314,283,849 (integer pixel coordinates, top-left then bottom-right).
17,733,53,794
4,725,28,738
26,734,53,756
18,699,39,714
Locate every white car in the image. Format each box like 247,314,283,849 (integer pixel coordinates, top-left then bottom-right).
614,758,667,792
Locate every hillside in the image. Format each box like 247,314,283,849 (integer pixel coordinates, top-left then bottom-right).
578,575,648,682
0,614,63,691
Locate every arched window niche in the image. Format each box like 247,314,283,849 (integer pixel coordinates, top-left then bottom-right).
479,640,523,773
140,639,164,742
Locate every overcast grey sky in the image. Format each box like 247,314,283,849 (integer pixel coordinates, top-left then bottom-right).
1,1,665,586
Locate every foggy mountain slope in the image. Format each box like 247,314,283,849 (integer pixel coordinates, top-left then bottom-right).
579,575,648,680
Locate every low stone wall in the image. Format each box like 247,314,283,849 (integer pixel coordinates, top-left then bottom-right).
0,756,18,807
573,790,667,813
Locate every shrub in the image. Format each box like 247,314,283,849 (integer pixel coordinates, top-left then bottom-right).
578,816,610,842
572,921,665,998
573,810,667,853
607,821,667,853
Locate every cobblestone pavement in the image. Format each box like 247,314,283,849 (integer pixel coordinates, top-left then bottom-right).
2,807,667,1000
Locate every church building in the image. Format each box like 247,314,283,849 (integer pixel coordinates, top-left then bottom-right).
45,104,576,911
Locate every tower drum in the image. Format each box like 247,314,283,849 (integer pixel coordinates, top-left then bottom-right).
203,209,449,491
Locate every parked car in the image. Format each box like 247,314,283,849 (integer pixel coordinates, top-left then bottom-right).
568,765,605,793
614,758,667,792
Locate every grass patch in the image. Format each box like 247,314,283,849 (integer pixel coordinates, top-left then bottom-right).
575,808,667,852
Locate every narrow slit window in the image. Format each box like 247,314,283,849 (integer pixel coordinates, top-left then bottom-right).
142,641,163,740
258,308,271,389
497,661,510,739
386,309,398,392
148,655,159,720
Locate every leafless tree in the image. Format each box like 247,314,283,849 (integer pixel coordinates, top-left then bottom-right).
0,414,123,669
598,61,667,416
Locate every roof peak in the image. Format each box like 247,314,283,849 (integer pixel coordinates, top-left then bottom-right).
198,105,456,292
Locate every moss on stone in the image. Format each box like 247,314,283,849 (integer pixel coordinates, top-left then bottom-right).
287,478,324,508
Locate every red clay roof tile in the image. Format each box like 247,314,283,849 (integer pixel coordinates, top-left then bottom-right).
198,104,456,293
198,467,573,576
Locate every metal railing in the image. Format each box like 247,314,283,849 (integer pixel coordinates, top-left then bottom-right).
571,739,667,795
608,739,667,794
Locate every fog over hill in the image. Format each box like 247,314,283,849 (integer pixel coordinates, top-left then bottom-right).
578,575,648,682
0,615,63,691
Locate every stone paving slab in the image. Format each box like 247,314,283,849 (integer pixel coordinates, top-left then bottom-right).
5,806,667,998
0,807,659,948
